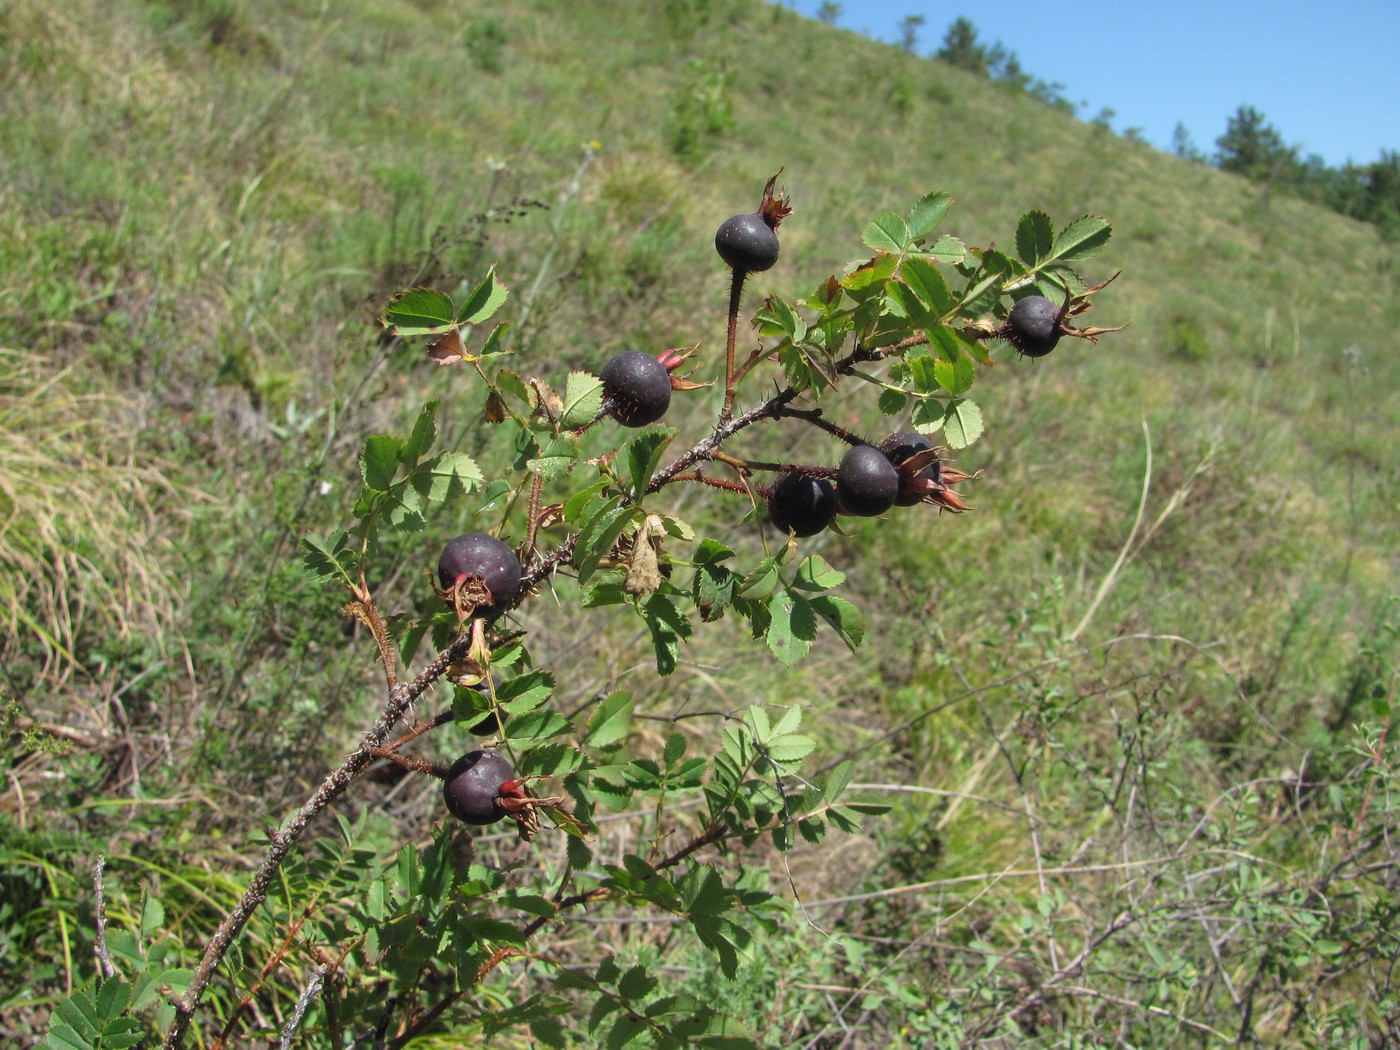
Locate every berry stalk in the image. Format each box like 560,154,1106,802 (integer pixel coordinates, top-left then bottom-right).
721,267,745,423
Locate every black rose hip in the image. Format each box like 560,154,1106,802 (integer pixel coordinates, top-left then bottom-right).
1007,295,1062,357
600,350,672,427
767,472,838,537
443,750,518,825
836,445,899,517
437,532,522,615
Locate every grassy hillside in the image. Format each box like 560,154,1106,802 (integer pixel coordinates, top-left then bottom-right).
3,0,1398,1045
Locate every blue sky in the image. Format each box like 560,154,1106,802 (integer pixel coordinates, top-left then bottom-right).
783,1,1398,168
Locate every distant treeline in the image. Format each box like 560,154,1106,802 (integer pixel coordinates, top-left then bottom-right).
936,15,1399,240
926,15,1077,117
1188,106,1399,240
828,8,1400,241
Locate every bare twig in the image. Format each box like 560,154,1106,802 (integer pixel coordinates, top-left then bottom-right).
1004,910,1137,1026
92,857,116,980
278,964,326,1050
799,856,1190,909
1051,984,1233,1041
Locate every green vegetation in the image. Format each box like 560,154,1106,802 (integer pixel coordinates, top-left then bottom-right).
934,15,1075,113
2,0,1398,1047
1213,104,1400,238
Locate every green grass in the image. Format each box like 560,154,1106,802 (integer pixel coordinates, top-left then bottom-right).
2,0,1398,1045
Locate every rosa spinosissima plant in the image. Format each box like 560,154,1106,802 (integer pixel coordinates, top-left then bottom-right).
48,175,1122,1050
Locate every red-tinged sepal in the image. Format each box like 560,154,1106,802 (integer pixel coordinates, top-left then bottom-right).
496,782,572,842
656,345,714,390
655,346,696,372
758,170,792,230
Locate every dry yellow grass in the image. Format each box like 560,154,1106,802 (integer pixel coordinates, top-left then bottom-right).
0,348,182,681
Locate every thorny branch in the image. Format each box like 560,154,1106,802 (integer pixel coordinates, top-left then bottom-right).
155,234,1103,1047
156,325,880,1046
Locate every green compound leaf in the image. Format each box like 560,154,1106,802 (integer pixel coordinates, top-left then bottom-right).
764,732,816,763
744,704,772,743
1016,209,1055,266
384,482,426,532
982,247,1024,281
497,669,555,714
517,742,586,779
618,964,658,1001
766,588,817,667
400,400,440,466
412,449,482,505
457,266,508,325
906,191,952,241
927,324,974,364
924,233,967,266
360,435,403,492
475,478,513,516
640,592,692,676
821,760,854,805
933,351,975,395
683,894,745,977
44,981,146,1050
526,435,580,480
694,558,737,622
877,387,909,416
301,531,356,587
562,479,609,525
496,368,535,409
575,499,636,585
587,690,634,748
861,210,910,254
560,370,604,429
1052,214,1112,264
900,255,952,315
478,320,511,359
663,731,688,765
904,352,939,395
770,703,802,738
881,281,922,323
451,683,493,728
504,707,573,742
940,397,984,448
755,296,807,342
1037,268,1084,298
624,426,674,499
842,252,899,294
792,555,844,592
809,593,865,649
500,890,558,919
140,896,164,938
382,287,456,335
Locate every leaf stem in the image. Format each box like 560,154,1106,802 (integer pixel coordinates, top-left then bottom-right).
720,268,746,423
